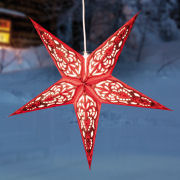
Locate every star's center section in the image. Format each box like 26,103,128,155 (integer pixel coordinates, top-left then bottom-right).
81,80,89,87
79,78,92,92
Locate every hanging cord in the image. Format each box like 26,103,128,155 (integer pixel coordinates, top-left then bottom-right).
82,0,87,55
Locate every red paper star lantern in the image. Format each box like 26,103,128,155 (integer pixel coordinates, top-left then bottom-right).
10,14,170,169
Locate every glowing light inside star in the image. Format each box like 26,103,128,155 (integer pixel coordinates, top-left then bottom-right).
83,52,89,59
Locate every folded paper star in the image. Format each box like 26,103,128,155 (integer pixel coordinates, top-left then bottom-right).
10,14,170,169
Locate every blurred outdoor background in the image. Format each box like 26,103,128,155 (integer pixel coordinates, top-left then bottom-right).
0,0,179,179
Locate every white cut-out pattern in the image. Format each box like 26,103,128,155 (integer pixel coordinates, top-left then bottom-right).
88,26,129,77
76,94,98,151
22,82,76,112
94,80,153,107
40,30,82,78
